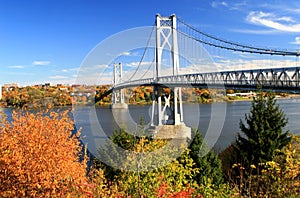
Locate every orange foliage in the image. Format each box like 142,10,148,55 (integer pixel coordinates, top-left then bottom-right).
139,92,145,100
163,88,171,94
193,88,201,95
0,110,89,197
134,87,142,94
145,87,153,93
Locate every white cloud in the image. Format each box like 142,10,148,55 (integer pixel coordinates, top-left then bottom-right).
120,51,131,56
211,1,246,11
32,60,51,66
70,67,80,71
277,16,295,23
74,73,113,85
79,64,108,72
118,51,140,57
52,67,80,73
214,58,299,72
290,37,300,44
246,11,300,32
231,28,280,34
49,75,68,79
124,61,153,68
231,1,247,10
290,8,300,14
211,1,228,8
8,65,25,69
65,67,80,72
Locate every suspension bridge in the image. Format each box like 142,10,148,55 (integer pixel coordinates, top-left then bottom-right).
108,14,300,140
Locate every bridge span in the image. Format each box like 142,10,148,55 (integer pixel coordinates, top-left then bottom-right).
111,66,300,94
108,14,300,141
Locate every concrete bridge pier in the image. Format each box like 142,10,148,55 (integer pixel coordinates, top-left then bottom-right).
149,86,191,141
110,102,128,109
110,89,128,109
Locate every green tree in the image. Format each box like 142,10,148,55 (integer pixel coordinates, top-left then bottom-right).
110,129,138,150
97,128,142,181
188,130,224,186
236,91,290,167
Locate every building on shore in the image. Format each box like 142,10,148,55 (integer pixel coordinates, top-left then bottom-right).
3,83,19,91
227,91,256,97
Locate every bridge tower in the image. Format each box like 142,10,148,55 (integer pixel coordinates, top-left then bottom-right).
111,63,128,109
150,14,191,140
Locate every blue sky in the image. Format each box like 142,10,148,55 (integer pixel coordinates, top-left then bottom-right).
1,0,300,86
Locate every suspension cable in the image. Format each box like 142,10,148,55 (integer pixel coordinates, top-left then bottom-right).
177,17,299,57
125,24,156,82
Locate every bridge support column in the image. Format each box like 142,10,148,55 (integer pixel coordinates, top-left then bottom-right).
149,14,191,141
111,90,128,109
111,63,128,109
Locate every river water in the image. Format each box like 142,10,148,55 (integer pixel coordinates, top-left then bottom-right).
1,98,300,155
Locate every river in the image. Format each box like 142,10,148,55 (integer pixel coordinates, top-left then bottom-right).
1,98,300,155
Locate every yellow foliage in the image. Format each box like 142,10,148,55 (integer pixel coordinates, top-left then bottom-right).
232,135,300,197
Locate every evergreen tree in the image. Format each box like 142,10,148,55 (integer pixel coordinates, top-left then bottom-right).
188,130,224,185
98,129,139,180
236,91,290,166
98,118,148,180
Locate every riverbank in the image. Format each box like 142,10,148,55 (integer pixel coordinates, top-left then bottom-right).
1,93,300,108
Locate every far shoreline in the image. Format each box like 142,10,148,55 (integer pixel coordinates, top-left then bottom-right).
1,93,300,109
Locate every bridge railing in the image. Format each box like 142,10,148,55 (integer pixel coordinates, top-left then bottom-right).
110,66,300,93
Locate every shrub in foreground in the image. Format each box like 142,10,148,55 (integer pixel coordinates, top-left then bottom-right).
0,110,90,197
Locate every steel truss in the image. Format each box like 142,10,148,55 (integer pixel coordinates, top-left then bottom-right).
112,66,300,93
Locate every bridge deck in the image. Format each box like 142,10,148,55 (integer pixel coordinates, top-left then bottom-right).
110,66,300,94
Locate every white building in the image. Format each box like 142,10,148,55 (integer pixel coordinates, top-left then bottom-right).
227,91,256,97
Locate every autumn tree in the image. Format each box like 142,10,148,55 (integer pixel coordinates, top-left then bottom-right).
113,138,200,197
236,91,290,167
0,110,90,197
231,135,300,197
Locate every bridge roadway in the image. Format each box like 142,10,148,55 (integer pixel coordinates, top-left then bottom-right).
111,66,300,94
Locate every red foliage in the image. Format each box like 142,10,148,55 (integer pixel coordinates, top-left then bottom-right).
156,183,201,198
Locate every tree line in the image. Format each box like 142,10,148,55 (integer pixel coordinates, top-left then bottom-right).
2,84,265,108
